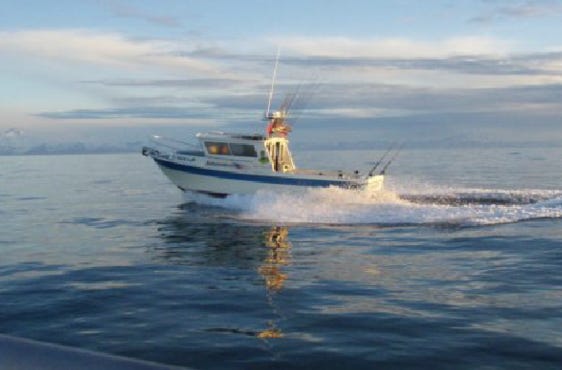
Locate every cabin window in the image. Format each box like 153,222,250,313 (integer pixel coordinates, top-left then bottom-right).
204,141,257,157
205,142,230,155
229,143,257,157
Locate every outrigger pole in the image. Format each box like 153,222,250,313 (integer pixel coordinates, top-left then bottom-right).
379,143,404,175
265,47,281,118
367,143,404,177
367,144,395,177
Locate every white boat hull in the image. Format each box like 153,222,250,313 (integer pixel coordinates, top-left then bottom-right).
153,157,383,196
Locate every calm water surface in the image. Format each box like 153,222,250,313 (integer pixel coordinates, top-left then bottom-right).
1,148,561,369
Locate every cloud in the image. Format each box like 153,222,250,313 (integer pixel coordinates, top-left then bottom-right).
271,36,511,59
6,29,562,125
0,29,220,75
34,51,562,122
106,2,181,27
279,54,550,76
469,0,562,23
35,104,261,121
188,79,562,119
37,106,212,120
83,77,248,89
191,37,562,87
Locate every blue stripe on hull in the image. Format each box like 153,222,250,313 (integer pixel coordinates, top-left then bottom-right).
154,158,356,188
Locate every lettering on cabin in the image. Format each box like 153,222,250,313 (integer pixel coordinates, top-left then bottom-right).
206,160,240,168
176,155,196,162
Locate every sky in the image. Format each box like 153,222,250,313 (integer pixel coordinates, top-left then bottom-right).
1,0,562,146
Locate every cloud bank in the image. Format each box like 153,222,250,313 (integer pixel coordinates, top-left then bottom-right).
0,29,219,75
470,0,562,23
1,27,562,146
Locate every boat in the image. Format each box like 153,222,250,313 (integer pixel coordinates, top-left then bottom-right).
142,111,386,197
142,56,389,198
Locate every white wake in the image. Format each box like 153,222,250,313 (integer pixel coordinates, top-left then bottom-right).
183,186,562,226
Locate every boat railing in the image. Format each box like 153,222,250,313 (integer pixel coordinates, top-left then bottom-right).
200,131,266,141
149,135,201,153
293,168,361,179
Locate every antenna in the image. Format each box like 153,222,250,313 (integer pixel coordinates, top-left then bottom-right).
265,47,281,118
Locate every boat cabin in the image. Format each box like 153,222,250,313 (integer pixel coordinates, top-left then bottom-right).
196,132,295,173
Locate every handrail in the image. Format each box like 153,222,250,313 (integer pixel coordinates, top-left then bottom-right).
150,135,200,151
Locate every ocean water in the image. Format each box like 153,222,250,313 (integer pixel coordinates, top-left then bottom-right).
1,147,561,369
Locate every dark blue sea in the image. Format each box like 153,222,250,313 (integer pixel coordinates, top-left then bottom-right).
1,147,561,369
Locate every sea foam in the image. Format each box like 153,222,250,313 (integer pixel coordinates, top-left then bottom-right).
183,185,562,226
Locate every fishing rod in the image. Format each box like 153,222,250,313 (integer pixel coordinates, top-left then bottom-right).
265,47,281,118
367,143,396,177
289,79,321,125
379,143,405,175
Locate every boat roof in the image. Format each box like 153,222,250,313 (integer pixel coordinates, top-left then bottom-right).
196,131,266,142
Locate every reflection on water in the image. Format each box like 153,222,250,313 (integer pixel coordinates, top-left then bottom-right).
257,226,292,339
151,204,293,339
259,226,292,293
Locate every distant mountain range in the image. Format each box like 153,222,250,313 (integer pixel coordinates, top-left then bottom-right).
1,118,560,156
0,128,143,155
